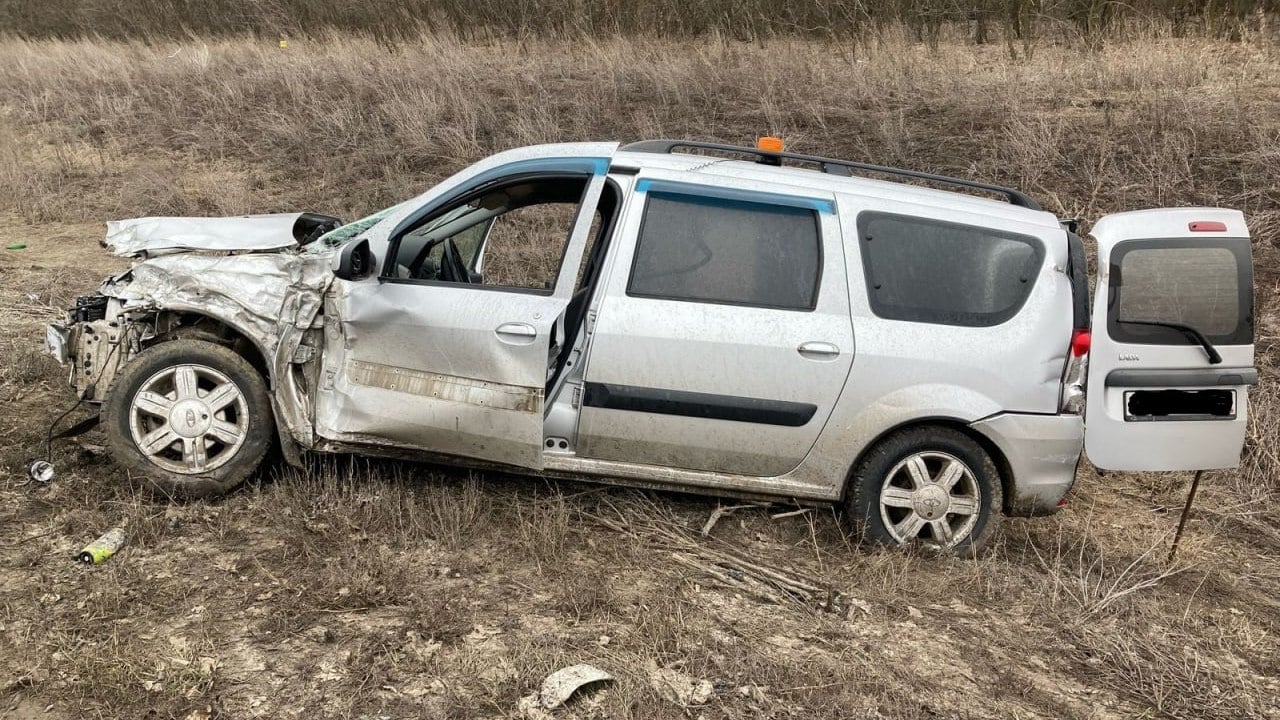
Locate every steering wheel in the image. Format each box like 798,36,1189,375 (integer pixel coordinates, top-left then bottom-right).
441,237,473,284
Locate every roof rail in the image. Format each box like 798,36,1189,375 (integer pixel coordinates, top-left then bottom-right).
620,139,1041,211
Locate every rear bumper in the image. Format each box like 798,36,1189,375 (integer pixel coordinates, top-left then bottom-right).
969,412,1084,517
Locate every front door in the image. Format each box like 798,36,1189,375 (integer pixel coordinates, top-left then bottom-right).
576,175,854,477
315,163,610,469
1084,208,1256,471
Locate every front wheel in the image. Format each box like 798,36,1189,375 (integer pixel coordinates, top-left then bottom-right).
103,339,273,498
846,427,1002,555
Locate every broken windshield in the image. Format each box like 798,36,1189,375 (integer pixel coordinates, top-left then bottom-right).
312,200,414,250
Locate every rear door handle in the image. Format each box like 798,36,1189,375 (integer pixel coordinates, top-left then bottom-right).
798,341,840,360
495,322,537,345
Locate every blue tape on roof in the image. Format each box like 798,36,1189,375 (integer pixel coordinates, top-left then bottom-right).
634,179,835,214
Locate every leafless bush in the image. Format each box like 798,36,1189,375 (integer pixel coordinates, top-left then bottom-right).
0,0,1273,42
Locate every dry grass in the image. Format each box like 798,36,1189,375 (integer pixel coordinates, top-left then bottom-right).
0,29,1278,720
3,30,1280,251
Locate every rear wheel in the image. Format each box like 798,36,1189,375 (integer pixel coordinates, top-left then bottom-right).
846,427,1002,554
103,339,273,498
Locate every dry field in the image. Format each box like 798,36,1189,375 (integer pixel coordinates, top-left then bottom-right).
1,29,1278,720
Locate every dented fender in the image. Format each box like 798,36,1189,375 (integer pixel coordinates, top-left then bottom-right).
96,252,335,448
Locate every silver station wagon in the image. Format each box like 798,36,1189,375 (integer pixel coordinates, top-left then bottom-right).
46,139,1257,552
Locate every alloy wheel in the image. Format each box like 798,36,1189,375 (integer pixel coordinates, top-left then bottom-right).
127,364,248,474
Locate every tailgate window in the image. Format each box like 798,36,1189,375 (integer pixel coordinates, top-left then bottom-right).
1108,238,1253,345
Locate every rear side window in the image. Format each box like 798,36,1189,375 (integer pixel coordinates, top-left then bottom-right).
627,193,821,310
857,212,1044,327
1108,238,1253,345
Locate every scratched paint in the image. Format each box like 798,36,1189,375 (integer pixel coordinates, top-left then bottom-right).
348,360,542,413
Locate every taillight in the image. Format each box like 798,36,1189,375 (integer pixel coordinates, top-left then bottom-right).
1071,329,1091,357
1060,330,1089,414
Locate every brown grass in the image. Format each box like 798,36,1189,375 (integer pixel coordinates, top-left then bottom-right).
3,30,1280,251
0,29,1278,720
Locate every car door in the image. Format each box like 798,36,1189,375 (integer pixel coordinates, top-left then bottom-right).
575,174,854,478
1084,208,1256,471
314,161,610,470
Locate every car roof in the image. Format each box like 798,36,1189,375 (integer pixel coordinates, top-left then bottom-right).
611,148,1062,230
476,142,1061,231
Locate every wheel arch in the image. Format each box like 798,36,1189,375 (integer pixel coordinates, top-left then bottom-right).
149,311,272,384
841,416,1016,515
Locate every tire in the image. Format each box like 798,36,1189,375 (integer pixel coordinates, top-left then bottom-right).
103,339,273,499
846,426,1002,555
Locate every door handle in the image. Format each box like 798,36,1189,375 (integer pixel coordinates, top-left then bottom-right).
495,322,537,345
798,341,840,360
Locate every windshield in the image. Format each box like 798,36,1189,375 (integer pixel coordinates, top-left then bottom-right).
312,200,414,249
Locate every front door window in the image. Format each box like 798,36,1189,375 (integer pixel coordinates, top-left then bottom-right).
388,175,589,292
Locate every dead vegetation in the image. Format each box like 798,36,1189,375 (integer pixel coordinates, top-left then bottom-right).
0,26,1278,720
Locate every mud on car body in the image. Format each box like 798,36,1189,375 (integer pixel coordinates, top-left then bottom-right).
47,140,1258,554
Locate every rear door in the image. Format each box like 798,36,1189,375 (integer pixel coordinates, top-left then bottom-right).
575,174,854,478
1084,208,1256,471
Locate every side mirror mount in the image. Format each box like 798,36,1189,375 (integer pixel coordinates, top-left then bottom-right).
334,239,374,281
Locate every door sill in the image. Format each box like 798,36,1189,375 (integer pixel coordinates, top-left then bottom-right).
542,454,836,503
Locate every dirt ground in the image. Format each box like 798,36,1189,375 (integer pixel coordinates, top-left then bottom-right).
1,216,1278,720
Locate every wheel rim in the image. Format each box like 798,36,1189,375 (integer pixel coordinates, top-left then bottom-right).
128,364,248,475
878,451,981,548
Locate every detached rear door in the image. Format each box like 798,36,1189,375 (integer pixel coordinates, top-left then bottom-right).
1084,208,1256,471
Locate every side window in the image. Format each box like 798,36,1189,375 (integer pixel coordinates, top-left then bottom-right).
857,212,1044,327
390,175,588,291
627,192,822,310
481,202,581,289
1108,239,1252,345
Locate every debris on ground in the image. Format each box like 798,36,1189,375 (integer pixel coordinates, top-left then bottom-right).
518,663,613,717
77,527,127,565
25,459,54,484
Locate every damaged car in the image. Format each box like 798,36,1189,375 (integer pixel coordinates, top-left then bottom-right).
47,139,1258,552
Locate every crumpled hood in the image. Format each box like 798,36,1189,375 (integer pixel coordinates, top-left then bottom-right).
103,212,342,257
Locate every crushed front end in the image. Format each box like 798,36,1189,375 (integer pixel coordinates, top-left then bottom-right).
47,291,149,403
44,213,342,458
